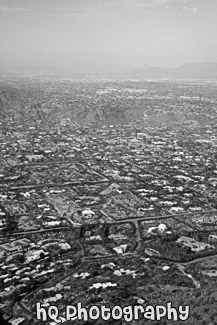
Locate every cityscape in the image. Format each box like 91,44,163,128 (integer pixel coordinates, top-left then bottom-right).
1,75,217,324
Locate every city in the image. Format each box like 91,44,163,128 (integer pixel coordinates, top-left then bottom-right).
1,75,217,324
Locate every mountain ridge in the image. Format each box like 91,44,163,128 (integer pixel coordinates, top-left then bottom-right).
1,62,217,79
130,62,217,79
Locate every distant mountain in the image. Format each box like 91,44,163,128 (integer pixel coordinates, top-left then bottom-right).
130,62,217,79
1,61,217,80
175,62,217,78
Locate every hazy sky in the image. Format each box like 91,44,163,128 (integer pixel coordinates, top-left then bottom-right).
0,0,217,72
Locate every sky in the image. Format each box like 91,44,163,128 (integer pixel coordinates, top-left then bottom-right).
0,0,217,73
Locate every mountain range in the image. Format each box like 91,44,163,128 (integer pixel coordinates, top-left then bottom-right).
130,62,217,80
1,62,217,80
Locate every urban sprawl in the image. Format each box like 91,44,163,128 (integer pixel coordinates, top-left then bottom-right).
1,76,217,324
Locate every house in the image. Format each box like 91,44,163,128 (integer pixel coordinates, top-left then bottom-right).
208,234,217,242
177,236,214,252
25,154,44,162
13,238,31,248
0,243,22,255
144,248,160,257
90,245,108,256
9,317,25,325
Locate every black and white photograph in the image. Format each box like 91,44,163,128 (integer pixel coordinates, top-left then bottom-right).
1,0,217,324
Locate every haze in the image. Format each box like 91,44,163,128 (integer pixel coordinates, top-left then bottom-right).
0,0,217,73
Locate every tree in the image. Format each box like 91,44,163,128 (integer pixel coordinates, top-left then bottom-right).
4,215,18,233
